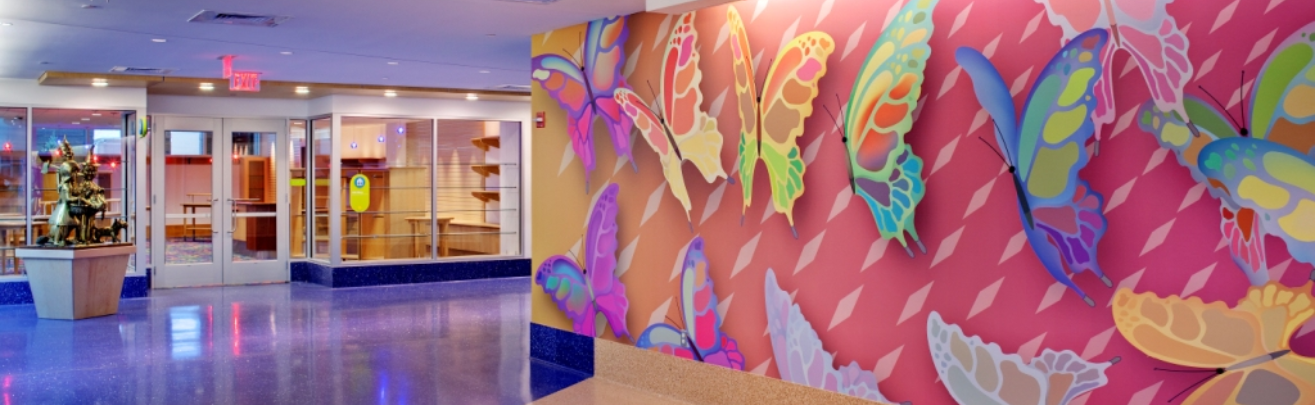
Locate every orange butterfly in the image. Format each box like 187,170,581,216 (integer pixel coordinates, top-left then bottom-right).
1112,283,1315,404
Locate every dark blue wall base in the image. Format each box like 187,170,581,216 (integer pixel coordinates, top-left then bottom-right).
530,323,594,375
0,273,150,306
290,259,530,288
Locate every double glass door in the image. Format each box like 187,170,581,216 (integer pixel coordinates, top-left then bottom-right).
151,117,289,288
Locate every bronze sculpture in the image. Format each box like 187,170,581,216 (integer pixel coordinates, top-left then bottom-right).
36,139,124,247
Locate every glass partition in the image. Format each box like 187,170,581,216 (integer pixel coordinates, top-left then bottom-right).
305,116,522,263
290,119,308,259
0,108,25,275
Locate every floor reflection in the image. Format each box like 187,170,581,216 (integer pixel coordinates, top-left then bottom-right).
0,278,531,404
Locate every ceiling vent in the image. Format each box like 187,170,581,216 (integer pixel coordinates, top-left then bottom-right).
188,10,290,27
110,66,175,75
492,84,531,92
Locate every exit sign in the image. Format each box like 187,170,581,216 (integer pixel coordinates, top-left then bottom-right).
230,71,261,92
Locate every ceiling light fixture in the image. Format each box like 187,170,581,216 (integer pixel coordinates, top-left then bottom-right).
71,122,80,125
81,118,90,121
152,38,167,43
281,51,293,55
479,70,490,74
1,23,11,26
92,113,102,116
384,90,397,97
387,61,399,65
92,78,108,87
295,86,309,94
199,82,215,91
466,93,479,101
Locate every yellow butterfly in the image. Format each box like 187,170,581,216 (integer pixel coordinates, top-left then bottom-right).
1112,283,1315,404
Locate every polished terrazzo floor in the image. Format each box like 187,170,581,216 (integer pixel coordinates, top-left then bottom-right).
0,278,590,404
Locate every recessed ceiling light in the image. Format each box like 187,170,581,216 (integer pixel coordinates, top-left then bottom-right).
151,38,167,43
479,70,490,74
199,82,215,91
92,78,108,87
387,61,399,65
1,23,12,27
295,86,309,94
384,90,397,97
71,122,80,125
92,113,102,116
81,118,90,121
280,51,293,55
81,4,101,9
466,93,479,101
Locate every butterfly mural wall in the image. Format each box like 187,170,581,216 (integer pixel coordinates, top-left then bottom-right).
530,0,1315,404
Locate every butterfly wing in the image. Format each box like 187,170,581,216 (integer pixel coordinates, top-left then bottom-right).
679,236,744,370
616,88,694,221
1199,138,1315,265
758,32,836,227
1108,0,1192,119
955,47,1019,164
584,183,630,339
662,13,727,183
728,6,761,216
928,311,1111,405
1138,96,1269,285
765,269,893,403
636,323,699,361
844,0,937,253
535,256,598,337
1250,21,1315,156
583,16,638,166
1182,364,1315,405
532,54,598,178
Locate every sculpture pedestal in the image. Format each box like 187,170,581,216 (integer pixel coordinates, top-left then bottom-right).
16,245,135,320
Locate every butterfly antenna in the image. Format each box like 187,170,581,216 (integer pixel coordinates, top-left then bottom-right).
822,104,845,140
1166,370,1224,403
1198,85,1244,133
665,315,685,331
1239,70,1250,136
644,80,665,121
977,137,1008,165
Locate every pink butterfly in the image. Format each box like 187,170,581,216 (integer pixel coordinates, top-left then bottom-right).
534,183,631,338
1036,0,1193,153
531,16,637,193
636,236,744,370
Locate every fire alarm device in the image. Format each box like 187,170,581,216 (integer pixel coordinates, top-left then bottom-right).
535,112,546,129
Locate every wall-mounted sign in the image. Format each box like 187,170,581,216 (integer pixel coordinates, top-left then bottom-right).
349,174,370,213
230,71,261,92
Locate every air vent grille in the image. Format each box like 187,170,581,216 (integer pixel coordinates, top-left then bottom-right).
492,84,531,92
188,10,290,27
110,66,175,75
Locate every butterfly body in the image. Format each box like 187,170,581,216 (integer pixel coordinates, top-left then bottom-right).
728,6,836,236
616,12,727,224
535,183,631,339
838,0,938,256
532,16,637,193
635,236,744,370
928,311,1115,405
1112,283,1315,404
764,269,898,404
958,30,1113,307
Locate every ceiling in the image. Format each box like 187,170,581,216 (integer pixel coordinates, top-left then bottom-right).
0,0,646,91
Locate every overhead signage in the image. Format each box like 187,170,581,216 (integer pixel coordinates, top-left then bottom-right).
230,71,261,92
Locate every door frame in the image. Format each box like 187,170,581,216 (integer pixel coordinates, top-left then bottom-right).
148,115,289,288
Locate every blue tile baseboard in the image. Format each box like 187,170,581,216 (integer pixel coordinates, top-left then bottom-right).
289,258,530,288
0,273,150,306
530,323,594,375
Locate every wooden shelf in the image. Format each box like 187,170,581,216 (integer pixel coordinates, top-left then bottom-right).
470,136,500,151
471,191,500,203
470,164,500,177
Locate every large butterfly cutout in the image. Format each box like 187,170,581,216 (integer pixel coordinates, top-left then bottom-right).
836,0,938,256
957,29,1113,307
1137,21,1315,285
1035,0,1193,153
531,16,636,193
614,12,727,224
1112,283,1315,404
928,311,1115,405
636,236,744,370
728,6,836,238
534,183,631,339
764,268,899,404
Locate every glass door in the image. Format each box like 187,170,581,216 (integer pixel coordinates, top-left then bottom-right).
152,117,288,288
153,116,222,287
220,119,287,284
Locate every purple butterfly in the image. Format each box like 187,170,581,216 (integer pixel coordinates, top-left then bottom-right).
636,236,744,370
531,16,636,194
535,183,631,339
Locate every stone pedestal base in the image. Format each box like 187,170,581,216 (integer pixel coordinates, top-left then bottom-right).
16,245,135,320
